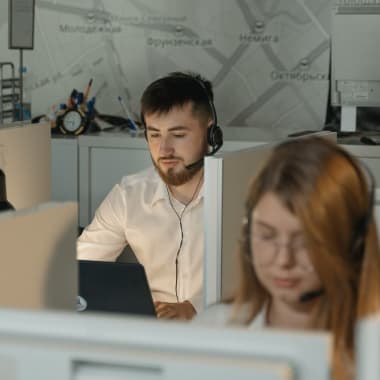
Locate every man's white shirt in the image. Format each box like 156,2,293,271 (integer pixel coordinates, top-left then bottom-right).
77,167,204,311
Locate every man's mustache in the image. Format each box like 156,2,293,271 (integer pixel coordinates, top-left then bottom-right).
158,156,183,161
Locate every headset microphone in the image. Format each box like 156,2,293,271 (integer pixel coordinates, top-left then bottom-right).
184,145,223,171
299,289,324,303
185,157,205,171
184,133,223,171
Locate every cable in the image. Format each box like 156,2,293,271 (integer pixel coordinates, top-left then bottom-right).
166,174,203,302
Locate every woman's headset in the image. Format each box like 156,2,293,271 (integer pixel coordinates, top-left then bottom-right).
240,142,376,302
242,143,376,265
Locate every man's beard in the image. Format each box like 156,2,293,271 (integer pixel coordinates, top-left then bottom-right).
152,138,209,186
153,157,203,186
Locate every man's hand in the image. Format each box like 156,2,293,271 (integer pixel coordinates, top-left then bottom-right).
154,300,196,320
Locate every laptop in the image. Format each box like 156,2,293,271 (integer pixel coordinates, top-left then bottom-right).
78,260,156,317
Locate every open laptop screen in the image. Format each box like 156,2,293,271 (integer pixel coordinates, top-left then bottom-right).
78,260,156,317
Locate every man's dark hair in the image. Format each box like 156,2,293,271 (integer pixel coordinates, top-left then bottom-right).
140,71,214,125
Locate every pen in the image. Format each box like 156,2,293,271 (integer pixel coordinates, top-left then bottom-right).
83,78,93,103
76,92,84,106
117,96,138,131
86,97,96,118
67,89,78,108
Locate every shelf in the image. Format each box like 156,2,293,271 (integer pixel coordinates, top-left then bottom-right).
0,62,19,124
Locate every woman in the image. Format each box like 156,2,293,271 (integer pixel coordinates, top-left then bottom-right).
198,137,380,379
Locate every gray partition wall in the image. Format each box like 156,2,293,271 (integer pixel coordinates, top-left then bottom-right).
0,202,77,311
204,143,272,306
0,122,51,210
357,313,380,380
204,132,336,307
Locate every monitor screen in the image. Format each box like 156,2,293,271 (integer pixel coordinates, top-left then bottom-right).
330,4,380,131
331,4,380,108
0,309,331,380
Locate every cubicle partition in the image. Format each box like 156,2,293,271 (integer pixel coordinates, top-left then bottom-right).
0,201,77,311
356,313,380,380
204,131,337,307
0,122,51,209
204,142,271,306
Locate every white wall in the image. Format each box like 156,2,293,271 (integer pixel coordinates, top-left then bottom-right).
0,1,331,137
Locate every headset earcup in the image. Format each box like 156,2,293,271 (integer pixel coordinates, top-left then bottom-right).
207,125,214,146
207,124,223,151
352,237,365,262
213,125,223,147
351,221,367,262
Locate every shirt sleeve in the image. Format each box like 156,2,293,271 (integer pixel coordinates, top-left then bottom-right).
77,184,128,261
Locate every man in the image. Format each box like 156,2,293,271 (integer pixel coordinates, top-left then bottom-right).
77,72,223,320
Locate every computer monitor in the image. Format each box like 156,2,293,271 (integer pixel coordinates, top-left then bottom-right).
0,308,331,380
0,122,51,209
203,132,336,306
331,3,380,131
356,312,380,380
0,201,77,310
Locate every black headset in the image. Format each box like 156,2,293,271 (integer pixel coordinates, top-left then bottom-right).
243,144,376,263
242,144,376,300
141,73,223,156
339,149,375,263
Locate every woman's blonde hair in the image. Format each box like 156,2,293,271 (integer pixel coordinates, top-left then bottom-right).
233,137,380,378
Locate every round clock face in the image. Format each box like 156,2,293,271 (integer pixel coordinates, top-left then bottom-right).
62,110,83,132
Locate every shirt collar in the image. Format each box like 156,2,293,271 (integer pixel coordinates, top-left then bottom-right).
150,173,204,208
192,184,204,206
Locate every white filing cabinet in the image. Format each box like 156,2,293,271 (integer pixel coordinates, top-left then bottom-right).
78,133,151,227
51,136,78,203
77,132,262,227
51,134,380,231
